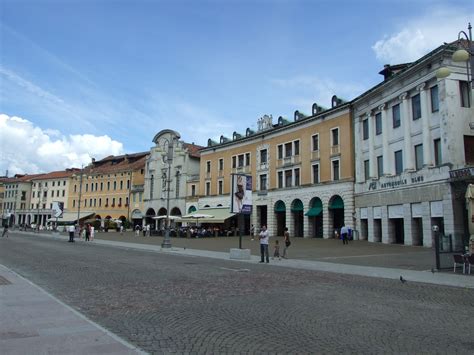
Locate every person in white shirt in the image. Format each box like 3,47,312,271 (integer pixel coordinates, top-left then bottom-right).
68,225,75,242
259,225,270,263
340,225,349,245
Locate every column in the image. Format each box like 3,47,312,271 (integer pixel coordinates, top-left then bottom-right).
286,208,294,238
354,118,364,183
381,205,391,244
367,207,374,242
303,211,309,238
379,104,392,175
323,202,330,239
403,203,413,246
400,92,414,171
368,112,376,178
418,83,433,167
421,202,432,247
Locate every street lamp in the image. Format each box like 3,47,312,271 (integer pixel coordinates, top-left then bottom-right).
436,23,473,86
161,138,174,249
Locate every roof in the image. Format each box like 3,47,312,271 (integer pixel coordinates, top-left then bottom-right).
84,152,148,175
183,143,204,158
33,169,80,181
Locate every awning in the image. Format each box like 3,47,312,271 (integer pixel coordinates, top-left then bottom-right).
131,210,143,219
329,196,344,210
305,206,322,217
48,211,95,224
291,200,304,212
274,200,286,212
181,208,235,223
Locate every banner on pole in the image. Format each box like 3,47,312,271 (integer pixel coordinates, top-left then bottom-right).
231,174,252,214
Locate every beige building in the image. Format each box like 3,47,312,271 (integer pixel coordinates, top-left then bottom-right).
198,96,355,238
67,153,147,225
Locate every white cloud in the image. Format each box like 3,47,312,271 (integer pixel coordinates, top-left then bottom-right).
0,114,124,176
372,6,473,63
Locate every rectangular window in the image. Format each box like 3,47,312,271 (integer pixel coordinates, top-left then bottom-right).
205,182,210,196
245,153,250,166
434,138,442,166
260,174,267,190
285,170,292,187
219,158,224,171
332,160,340,181
392,104,401,128
312,134,319,151
363,119,369,140
62,190,65,197
332,128,339,146
294,141,300,155
232,156,236,168
460,81,471,108
395,150,403,174
430,85,439,112
377,155,383,178
284,142,292,157
206,161,211,173
238,154,244,167
375,112,382,135
277,145,283,159
415,144,424,170
412,93,421,120
364,160,370,181
312,164,319,184
260,149,267,164
218,180,223,195
294,168,300,186
191,185,196,196
278,171,283,188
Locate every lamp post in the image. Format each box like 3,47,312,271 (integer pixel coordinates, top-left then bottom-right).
77,166,84,226
161,138,174,249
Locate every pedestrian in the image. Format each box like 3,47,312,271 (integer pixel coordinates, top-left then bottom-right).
250,224,255,241
85,224,90,241
340,225,348,245
68,224,75,242
272,240,281,260
120,224,124,235
282,227,291,259
90,225,95,241
1,224,9,238
259,225,269,263
135,224,140,237
146,224,150,237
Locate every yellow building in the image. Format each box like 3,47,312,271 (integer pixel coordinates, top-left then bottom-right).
68,153,147,226
198,97,354,238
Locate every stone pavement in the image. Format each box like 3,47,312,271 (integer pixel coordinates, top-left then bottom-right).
2,230,473,354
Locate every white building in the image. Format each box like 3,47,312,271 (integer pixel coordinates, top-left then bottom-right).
353,42,474,249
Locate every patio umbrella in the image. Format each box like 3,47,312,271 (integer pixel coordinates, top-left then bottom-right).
152,215,182,221
181,213,214,225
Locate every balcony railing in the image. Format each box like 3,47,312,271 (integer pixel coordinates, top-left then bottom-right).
311,150,320,160
277,155,301,168
331,145,340,156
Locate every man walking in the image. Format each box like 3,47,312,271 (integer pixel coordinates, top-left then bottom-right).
340,225,349,245
259,225,269,263
2,224,9,238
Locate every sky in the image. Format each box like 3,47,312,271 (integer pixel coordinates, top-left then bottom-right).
0,0,472,175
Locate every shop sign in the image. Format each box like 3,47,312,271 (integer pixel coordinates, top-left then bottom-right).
449,167,474,179
368,175,424,191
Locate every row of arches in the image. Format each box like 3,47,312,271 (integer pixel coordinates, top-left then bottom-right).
273,195,345,238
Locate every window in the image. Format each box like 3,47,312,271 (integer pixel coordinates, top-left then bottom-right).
332,128,339,146
118,197,122,206
238,154,244,167
245,153,250,166
120,181,123,190
84,199,87,207
375,112,382,135
377,155,383,178
191,185,196,197
260,174,268,190
415,144,423,170
85,183,88,192
260,149,267,164
430,85,439,112
312,134,319,151
107,181,110,190
112,198,115,207
363,119,369,140
73,200,75,208
412,93,421,120
284,142,292,157
33,191,35,198
285,170,292,187
206,161,211,173
99,198,102,207
149,175,154,200
294,168,300,186
219,158,224,171
364,160,370,181
332,160,340,181
278,171,283,188
56,190,59,197
434,138,442,166
232,156,237,168
100,182,103,190
294,141,300,155
205,182,211,196
89,198,92,207
277,145,283,159
312,164,319,184
91,183,94,192
126,180,130,189
460,81,471,107
218,180,223,195
392,104,401,128
395,150,403,174
113,181,117,190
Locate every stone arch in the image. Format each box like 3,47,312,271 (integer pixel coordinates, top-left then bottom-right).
306,197,323,238
328,195,344,237
291,199,304,238
274,200,286,236
188,205,197,214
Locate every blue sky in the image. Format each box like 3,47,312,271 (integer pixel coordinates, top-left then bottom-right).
0,0,472,175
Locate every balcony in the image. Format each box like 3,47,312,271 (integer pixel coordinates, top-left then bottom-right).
311,150,320,160
205,172,212,179
277,155,301,168
331,145,340,156
218,170,225,178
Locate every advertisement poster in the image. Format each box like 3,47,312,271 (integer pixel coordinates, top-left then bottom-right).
231,174,252,214
52,201,64,218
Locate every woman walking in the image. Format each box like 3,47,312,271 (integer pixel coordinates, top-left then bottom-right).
282,227,291,259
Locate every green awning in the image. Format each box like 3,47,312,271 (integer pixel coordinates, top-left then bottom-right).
188,206,197,213
305,206,322,217
329,196,344,209
291,200,304,212
274,200,286,212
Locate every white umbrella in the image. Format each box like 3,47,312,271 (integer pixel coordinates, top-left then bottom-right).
153,215,182,221
182,213,213,219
